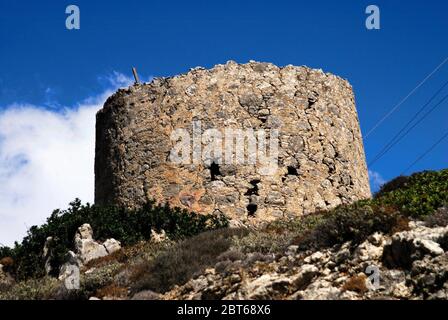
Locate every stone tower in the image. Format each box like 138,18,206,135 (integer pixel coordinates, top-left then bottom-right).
95,61,370,224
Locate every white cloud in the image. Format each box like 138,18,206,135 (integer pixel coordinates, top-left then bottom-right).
0,73,133,247
368,169,386,192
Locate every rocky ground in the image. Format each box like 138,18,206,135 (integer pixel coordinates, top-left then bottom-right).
2,167,448,301
4,211,447,300
160,219,448,300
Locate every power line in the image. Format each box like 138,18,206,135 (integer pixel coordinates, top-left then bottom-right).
368,80,448,167
401,129,448,175
370,93,448,166
364,56,448,139
369,80,448,166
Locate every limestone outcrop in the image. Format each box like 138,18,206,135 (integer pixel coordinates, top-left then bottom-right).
161,220,448,300
74,224,121,264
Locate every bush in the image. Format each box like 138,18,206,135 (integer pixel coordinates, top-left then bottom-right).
232,231,292,255
216,250,246,262
373,169,448,217
235,169,447,254
375,175,410,197
0,277,61,300
213,250,247,274
95,284,128,299
0,199,229,280
233,201,408,254
131,228,247,293
233,214,325,254
80,262,123,298
294,203,408,250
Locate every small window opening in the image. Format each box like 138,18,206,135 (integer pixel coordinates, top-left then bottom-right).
244,179,260,196
247,204,258,216
287,166,298,176
210,162,221,181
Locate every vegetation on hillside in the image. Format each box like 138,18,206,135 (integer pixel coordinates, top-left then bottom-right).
1,168,447,299
372,169,448,217
234,169,447,255
131,228,248,293
0,200,228,280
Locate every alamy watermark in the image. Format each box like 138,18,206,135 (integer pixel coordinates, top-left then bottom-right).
170,121,279,176
366,265,380,290
64,5,380,32
65,5,80,30
365,5,380,30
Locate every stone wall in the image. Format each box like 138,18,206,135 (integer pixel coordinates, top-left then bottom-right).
95,61,370,224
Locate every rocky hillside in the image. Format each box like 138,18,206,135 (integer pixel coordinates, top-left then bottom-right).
1,169,447,300
163,215,448,300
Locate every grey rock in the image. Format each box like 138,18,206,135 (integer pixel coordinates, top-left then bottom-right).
293,280,341,300
383,225,448,268
74,223,122,265
42,236,54,275
292,264,320,290
103,238,121,254
131,290,161,300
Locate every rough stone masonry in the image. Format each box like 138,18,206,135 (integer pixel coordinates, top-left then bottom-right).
95,61,371,224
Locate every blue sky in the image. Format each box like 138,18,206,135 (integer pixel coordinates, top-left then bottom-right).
0,1,447,244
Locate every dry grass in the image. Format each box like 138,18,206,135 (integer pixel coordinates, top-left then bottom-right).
341,275,368,294
95,284,128,299
84,250,127,270
0,257,14,268
130,228,248,293
294,204,409,250
391,215,410,234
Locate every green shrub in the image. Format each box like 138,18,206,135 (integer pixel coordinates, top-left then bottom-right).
0,276,61,300
233,213,326,255
244,169,448,252
232,231,292,255
80,262,123,298
131,228,247,293
373,169,448,217
374,175,410,197
2,168,446,286
295,203,408,250
0,199,228,280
